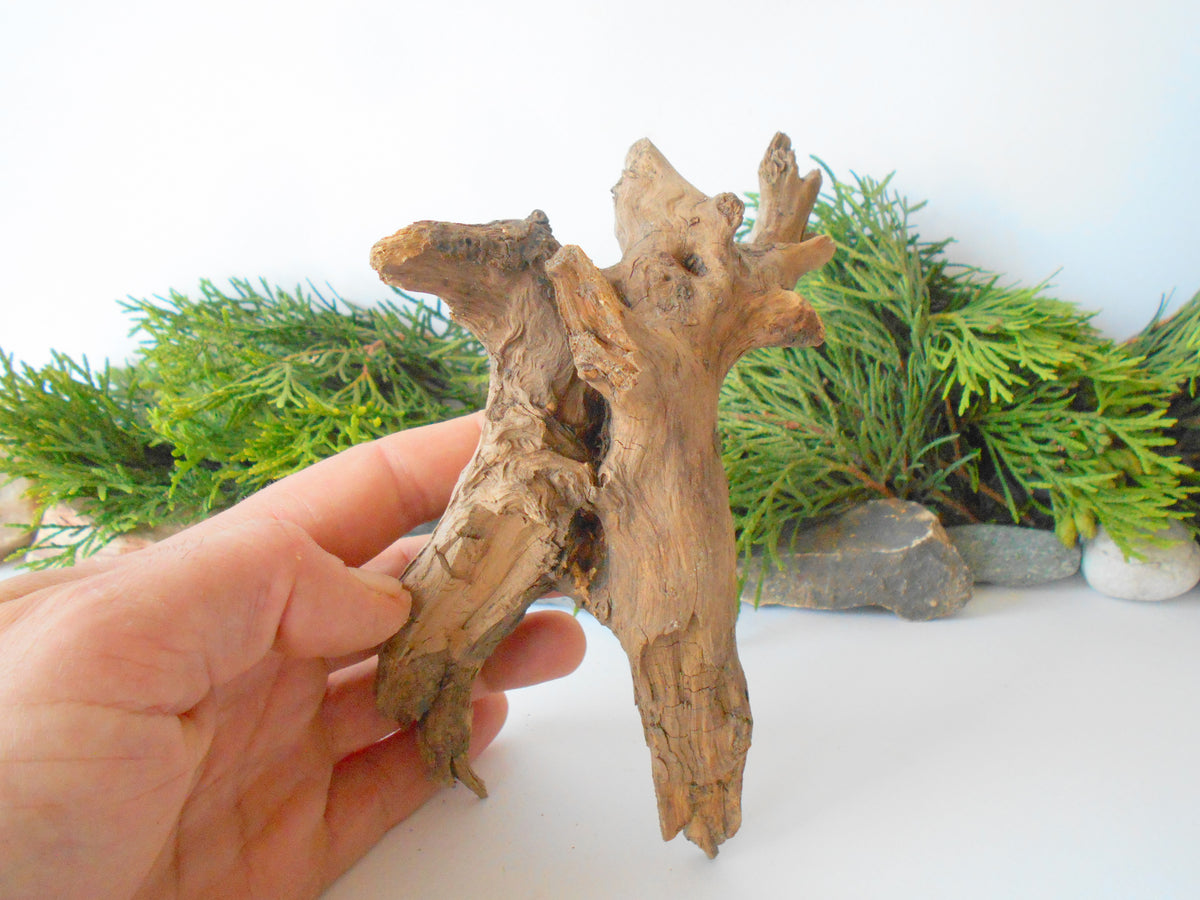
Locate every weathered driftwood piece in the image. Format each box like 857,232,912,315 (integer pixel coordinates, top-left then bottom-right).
370,133,834,856
369,211,600,795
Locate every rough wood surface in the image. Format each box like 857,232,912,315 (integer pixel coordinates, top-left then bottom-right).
370,133,834,856
370,211,599,793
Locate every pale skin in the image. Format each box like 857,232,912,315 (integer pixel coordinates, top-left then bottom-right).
0,412,586,899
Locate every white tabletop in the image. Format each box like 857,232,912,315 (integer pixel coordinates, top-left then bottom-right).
321,576,1200,899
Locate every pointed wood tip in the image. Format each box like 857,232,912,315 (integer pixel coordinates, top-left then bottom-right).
685,819,722,859
748,287,825,351
760,131,797,178
624,137,664,169
612,138,704,254
747,131,825,244
801,232,837,268
741,232,837,301
772,233,837,286
451,754,489,799
544,242,587,276
614,138,680,197
656,779,743,858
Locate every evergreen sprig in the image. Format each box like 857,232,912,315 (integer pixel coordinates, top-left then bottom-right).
722,171,960,568
3,178,1197,571
130,279,486,502
721,166,1196,570
930,278,1097,414
0,280,487,565
1126,290,1200,391
964,351,1190,546
1125,289,1200,502
0,353,170,560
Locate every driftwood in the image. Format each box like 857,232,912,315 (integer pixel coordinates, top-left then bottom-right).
370,132,834,856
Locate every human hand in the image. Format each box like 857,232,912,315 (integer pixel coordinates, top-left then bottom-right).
0,413,586,899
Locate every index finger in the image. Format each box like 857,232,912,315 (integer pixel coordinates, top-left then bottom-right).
194,412,483,566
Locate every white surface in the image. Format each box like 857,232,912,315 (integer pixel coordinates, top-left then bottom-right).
325,580,1200,900
4,556,1198,897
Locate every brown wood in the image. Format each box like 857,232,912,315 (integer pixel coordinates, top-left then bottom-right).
369,211,599,795
370,133,834,856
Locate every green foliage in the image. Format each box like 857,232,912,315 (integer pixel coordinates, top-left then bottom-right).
130,279,487,502
4,183,1197,572
721,166,1196,570
930,278,1098,414
0,354,170,561
1126,289,1200,391
722,171,963,569
1125,289,1200,513
965,351,1190,547
0,280,487,565
929,266,1192,548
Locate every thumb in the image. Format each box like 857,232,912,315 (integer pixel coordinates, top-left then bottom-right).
278,557,412,660
169,517,413,667
41,518,411,713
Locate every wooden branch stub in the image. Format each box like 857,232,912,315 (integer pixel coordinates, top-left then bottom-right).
755,234,838,290
746,131,823,245
370,211,599,794
370,132,835,857
545,246,642,398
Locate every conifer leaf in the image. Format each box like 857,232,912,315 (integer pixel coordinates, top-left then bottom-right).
721,166,1196,566
0,280,487,566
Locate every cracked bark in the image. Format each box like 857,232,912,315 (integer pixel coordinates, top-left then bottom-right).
369,211,599,794
370,132,833,856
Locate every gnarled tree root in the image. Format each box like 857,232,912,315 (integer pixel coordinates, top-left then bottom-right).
371,132,833,856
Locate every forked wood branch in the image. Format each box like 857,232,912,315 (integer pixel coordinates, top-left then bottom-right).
370,132,834,856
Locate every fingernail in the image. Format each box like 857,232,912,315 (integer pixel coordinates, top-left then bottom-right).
349,567,407,599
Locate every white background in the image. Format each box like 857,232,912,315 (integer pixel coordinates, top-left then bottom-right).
2,0,1198,367
3,2,1200,897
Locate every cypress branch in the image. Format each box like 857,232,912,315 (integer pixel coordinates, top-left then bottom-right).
3,178,1197,571
1,279,487,566
721,166,1196,569
1124,288,1200,515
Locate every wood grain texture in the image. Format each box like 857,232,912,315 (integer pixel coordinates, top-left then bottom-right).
370,134,834,855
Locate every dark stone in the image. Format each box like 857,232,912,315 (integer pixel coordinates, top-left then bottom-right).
946,524,1080,587
405,519,439,538
745,499,972,621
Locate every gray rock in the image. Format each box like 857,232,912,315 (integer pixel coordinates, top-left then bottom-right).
745,499,972,621
1081,522,1200,601
405,519,439,537
946,524,1080,586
